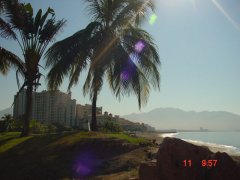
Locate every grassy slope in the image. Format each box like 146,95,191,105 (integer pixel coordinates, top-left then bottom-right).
0,132,149,179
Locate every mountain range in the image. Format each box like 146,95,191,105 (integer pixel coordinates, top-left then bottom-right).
122,108,240,131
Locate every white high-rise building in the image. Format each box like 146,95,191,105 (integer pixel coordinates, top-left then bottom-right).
13,90,76,127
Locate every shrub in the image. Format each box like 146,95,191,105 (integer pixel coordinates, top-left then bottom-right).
47,124,57,133
101,120,122,133
29,120,48,134
52,122,73,132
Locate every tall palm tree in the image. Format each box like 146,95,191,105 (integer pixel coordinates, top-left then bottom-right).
45,0,160,131
0,0,66,136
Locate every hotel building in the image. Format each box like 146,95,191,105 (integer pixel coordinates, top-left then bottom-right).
13,89,106,128
14,90,76,127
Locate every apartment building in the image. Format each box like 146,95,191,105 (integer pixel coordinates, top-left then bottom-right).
13,90,76,127
13,90,105,128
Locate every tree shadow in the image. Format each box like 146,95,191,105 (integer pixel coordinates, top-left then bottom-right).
0,136,19,146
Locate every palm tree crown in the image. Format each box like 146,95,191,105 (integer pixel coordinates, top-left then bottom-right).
46,0,160,131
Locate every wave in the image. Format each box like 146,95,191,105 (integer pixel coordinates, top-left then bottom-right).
159,133,179,138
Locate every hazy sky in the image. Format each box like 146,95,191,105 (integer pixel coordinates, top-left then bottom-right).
0,0,240,116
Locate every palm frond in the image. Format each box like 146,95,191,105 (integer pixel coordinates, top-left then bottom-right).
0,17,16,39
84,0,105,21
46,23,100,90
83,68,93,96
121,26,160,89
45,22,99,68
46,60,70,90
111,0,154,28
67,52,89,91
0,47,25,75
3,0,25,30
39,18,66,44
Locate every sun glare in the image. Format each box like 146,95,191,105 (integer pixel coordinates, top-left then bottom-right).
211,0,240,32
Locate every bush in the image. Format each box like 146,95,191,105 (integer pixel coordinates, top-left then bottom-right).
9,119,23,131
0,117,23,132
29,120,48,134
47,124,57,133
0,121,9,132
0,115,75,134
52,122,73,132
101,120,122,133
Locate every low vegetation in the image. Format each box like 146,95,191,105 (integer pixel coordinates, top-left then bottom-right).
0,116,74,134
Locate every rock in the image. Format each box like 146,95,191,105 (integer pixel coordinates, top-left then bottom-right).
206,152,240,180
139,137,240,180
139,161,158,180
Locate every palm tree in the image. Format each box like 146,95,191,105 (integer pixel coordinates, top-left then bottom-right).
0,0,66,136
45,0,160,131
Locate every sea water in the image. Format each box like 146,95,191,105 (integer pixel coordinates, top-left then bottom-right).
160,132,240,156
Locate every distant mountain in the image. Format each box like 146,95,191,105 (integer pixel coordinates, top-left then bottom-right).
0,107,13,119
122,108,240,131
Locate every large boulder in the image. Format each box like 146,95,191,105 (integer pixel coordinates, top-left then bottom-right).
139,161,158,180
139,137,240,180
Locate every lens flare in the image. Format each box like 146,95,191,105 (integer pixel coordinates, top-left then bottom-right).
149,14,157,25
134,40,145,53
121,60,137,81
120,70,130,81
73,151,97,178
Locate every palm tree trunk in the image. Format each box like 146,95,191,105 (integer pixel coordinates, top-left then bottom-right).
91,91,98,131
21,84,33,136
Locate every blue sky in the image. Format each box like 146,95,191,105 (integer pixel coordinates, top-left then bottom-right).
0,0,240,116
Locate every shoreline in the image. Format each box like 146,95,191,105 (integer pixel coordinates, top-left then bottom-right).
159,132,240,156
136,131,240,157
181,139,240,156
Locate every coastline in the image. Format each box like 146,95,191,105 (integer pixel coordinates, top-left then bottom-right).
180,139,240,156
159,132,240,156
136,131,240,160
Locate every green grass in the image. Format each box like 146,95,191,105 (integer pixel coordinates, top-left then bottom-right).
0,131,149,179
107,133,148,144
0,132,32,153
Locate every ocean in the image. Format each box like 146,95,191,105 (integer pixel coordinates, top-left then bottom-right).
160,131,240,156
